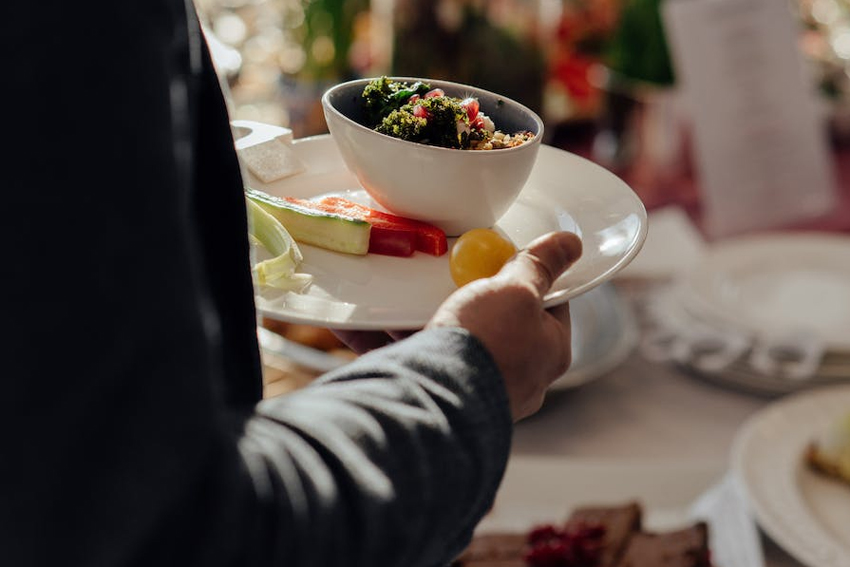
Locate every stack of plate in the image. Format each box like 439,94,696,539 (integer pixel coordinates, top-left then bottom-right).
550,282,639,391
259,282,639,394
642,233,850,396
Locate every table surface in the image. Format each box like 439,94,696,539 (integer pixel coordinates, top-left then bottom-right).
500,284,809,567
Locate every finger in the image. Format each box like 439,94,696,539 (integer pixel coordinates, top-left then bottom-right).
331,330,394,354
497,232,582,298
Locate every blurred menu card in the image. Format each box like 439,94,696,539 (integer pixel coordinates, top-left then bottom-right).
663,0,837,238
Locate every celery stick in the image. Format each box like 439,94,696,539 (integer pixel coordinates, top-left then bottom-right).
247,199,312,291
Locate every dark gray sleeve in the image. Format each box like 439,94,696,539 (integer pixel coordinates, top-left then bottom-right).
239,327,513,567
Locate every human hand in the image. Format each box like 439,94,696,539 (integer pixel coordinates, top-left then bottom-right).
426,231,583,421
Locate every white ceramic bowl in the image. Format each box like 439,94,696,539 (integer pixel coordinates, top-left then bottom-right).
321,77,544,236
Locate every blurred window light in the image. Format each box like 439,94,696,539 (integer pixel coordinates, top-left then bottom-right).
831,27,850,59
279,43,307,74
213,12,248,45
812,0,841,25
311,35,336,66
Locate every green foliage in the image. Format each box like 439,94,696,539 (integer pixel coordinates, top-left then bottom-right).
298,0,369,80
606,0,675,86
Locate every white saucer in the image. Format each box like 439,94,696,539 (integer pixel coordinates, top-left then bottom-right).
249,134,647,330
551,283,638,391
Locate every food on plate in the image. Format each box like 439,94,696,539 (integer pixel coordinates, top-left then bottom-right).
361,76,536,150
566,503,641,567
453,502,711,567
616,524,710,567
246,187,448,257
806,409,850,487
316,196,448,257
450,228,518,287
246,199,312,291
247,187,371,255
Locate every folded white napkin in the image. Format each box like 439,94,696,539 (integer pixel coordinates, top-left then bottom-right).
690,473,766,567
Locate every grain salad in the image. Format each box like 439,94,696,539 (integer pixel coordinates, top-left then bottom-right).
361,77,536,151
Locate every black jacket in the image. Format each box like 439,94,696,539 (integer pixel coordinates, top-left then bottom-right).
1,2,511,565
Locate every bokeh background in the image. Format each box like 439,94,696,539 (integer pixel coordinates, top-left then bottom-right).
196,0,850,136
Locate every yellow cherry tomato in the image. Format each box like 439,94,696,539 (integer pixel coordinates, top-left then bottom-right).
449,228,518,287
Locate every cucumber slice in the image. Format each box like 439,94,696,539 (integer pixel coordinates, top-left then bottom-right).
246,187,371,256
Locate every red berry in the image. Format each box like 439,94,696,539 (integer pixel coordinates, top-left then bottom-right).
424,88,445,98
523,520,607,567
528,524,560,545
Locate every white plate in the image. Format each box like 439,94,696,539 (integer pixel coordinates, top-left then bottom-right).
249,134,646,330
731,385,850,567
550,283,638,391
259,282,638,391
682,233,850,351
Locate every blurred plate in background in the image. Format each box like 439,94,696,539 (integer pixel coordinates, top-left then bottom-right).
731,385,850,567
682,233,850,352
551,282,638,391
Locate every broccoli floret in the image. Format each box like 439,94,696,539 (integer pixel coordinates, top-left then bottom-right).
416,97,466,148
362,77,430,127
376,109,427,141
361,77,493,149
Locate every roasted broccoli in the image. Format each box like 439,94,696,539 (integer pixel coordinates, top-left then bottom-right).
376,109,427,141
364,77,494,149
362,77,430,127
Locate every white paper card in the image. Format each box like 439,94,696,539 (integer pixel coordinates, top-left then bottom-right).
663,0,838,237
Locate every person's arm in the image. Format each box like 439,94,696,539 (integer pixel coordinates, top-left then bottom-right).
240,327,511,566
230,231,581,566
0,3,579,566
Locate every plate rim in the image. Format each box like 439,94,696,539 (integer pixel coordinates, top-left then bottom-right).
730,384,850,567
253,134,648,330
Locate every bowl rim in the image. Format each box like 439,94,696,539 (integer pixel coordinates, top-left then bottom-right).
321,75,545,155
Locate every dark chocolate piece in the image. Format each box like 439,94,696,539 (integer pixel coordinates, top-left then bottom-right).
614,522,710,567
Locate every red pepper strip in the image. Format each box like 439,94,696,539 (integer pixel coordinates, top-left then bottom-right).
317,197,448,257
315,197,416,257
280,196,416,256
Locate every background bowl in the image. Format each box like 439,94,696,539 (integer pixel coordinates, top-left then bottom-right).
321,77,544,236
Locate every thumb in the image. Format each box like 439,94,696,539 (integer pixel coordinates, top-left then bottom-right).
496,231,583,298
